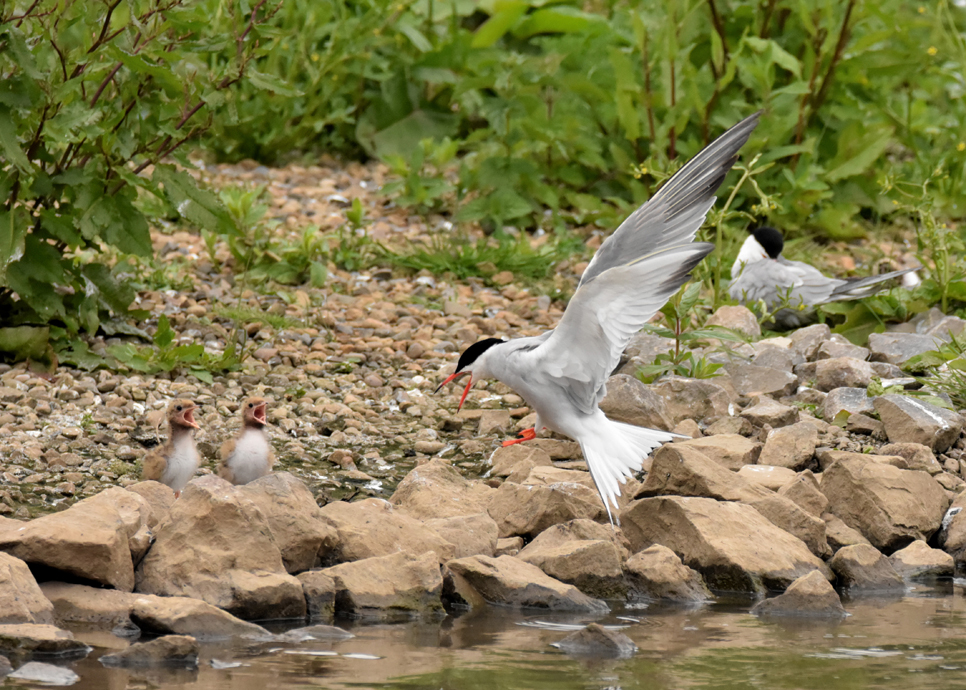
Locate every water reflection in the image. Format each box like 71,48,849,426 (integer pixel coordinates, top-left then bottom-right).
9,585,966,690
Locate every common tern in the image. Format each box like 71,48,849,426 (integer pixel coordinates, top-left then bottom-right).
436,112,761,522
728,226,919,329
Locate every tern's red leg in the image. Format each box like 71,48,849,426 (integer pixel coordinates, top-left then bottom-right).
502,427,537,447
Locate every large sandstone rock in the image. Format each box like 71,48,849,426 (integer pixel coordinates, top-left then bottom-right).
390,460,494,520
757,423,818,470
778,471,828,518
297,571,336,620
125,481,175,529
522,519,629,560
740,398,799,428
815,448,908,472
599,375,673,430
0,554,53,625
637,445,828,557
0,624,89,660
237,472,336,573
729,364,798,397
518,539,625,599
625,545,711,602
751,571,845,618
424,514,499,559
316,551,443,618
135,476,305,620
621,497,830,594
878,443,943,475
445,555,608,612
823,514,872,553
815,358,874,392
0,487,150,592
318,498,455,564
100,635,198,668
41,583,133,628
650,377,733,425
873,395,964,452
488,445,553,478
868,332,942,365
829,544,904,591
552,623,637,658
487,474,605,539
820,458,949,552
736,465,797,491
677,435,761,471
889,540,954,580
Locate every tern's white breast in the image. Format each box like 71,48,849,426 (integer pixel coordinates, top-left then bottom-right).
226,428,271,485
161,433,200,492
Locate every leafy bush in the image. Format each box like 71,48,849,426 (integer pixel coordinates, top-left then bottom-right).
0,0,279,362
205,0,966,240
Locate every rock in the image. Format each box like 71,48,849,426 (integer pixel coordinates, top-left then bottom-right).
757,422,818,470
846,413,885,437
622,332,676,366
677,435,761,471
829,544,904,591
790,324,831,360
318,498,455,564
130,595,269,638
736,465,798,491
816,338,870,361
624,545,711,602
673,419,703,438
0,624,89,659
478,410,510,436
522,519,629,559
815,449,908,472
237,472,336,573
751,571,846,618
0,656,9,677
778,471,828,517
518,539,625,599
316,551,443,618
706,305,761,338
729,364,798,397
752,345,799,372
740,398,799,428
823,514,872,553
599,375,673,430
488,445,553,478
621,497,831,594
424,514,499,559
821,458,949,552
888,540,953,580
486,476,605,540
278,624,353,642
704,416,754,436
390,459,494,520
815,357,875,392
0,487,150,592
823,387,874,421
0,553,53,625
40,583,134,628
638,445,827,557
99,635,198,668
868,332,942,365
125,481,176,529
444,555,608,612
874,394,964,452
135,476,305,620
494,537,524,557
551,623,636,658
297,570,336,620
650,377,733,425
878,443,943,475
7,661,79,685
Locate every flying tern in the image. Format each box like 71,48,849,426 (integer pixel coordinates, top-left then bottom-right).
436,112,761,522
728,226,919,329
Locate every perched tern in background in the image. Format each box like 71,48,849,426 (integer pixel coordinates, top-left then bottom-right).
436,112,761,522
728,226,919,329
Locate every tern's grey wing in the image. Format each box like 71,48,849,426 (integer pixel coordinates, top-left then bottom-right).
728,258,841,309
578,112,760,289
526,243,713,415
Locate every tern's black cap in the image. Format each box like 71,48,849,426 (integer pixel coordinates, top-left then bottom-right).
456,338,504,372
751,226,784,259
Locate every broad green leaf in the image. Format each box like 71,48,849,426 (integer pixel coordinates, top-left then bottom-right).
246,69,303,97
154,315,175,349
513,7,603,38
472,1,528,48
0,327,49,361
826,126,894,182
154,166,238,236
0,105,33,173
0,209,28,282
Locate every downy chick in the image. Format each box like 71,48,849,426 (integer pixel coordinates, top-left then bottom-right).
217,397,274,485
141,399,201,496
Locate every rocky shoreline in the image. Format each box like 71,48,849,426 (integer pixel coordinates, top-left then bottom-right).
2,300,966,675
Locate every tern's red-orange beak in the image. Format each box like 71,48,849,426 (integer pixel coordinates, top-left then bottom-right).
435,372,473,412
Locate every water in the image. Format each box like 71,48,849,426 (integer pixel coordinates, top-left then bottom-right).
10,583,966,690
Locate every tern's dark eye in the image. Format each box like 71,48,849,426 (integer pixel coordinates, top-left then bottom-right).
176,405,183,411
248,403,253,408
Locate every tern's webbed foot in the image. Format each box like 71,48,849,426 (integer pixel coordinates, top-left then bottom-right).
501,427,537,447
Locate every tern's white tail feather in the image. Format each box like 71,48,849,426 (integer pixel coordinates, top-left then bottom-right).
578,417,678,525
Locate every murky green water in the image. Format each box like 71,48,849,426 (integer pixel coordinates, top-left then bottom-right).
9,583,966,690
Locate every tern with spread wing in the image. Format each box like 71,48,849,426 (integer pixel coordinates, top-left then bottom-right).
728,226,919,329
436,112,761,522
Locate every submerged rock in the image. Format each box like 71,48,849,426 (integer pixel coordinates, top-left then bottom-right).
551,623,636,658
7,661,79,686
0,624,89,660
751,571,846,618
99,634,199,668
624,545,711,602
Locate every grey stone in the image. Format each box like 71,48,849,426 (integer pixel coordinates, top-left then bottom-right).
823,387,874,421
816,338,870,361
751,570,846,618
846,413,885,437
705,416,754,436
728,364,799,398
650,377,733,425
829,544,904,591
927,316,966,339
790,324,831,360
757,422,819,470
99,635,199,668
706,305,761,338
874,394,964,452
551,623,636,658
868,332,943,365
740,398,799,428
599,375,673,431
623,332,677,365
752,347,799,372
8,662,79,686
815,357,875,392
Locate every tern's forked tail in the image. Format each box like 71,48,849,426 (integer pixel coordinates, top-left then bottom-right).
577,415,680,526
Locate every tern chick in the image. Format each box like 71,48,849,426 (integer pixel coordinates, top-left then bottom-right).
217,396,274,485
141,399,201,496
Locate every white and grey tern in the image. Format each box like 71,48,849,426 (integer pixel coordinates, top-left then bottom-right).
436,112,761,522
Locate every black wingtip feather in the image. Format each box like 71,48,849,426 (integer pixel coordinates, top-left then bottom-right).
657,243,715,295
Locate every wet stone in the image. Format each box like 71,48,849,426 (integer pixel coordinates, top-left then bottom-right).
551,623,636,658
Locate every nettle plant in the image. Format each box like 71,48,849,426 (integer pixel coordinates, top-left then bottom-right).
0,0,284,365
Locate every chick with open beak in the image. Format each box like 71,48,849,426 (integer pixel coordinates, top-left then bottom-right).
217,397,274,485
141,399,201,496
